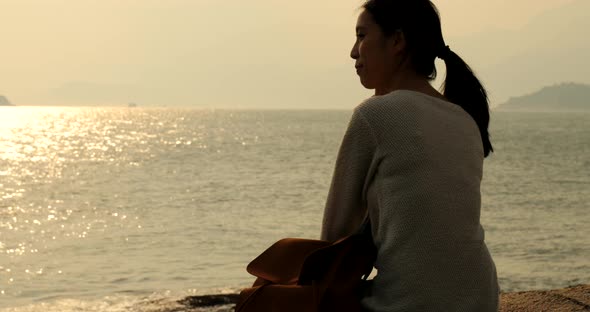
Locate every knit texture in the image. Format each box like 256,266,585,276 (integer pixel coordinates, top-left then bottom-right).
321,90,499,311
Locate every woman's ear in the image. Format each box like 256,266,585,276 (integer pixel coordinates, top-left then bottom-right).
390,30,407,54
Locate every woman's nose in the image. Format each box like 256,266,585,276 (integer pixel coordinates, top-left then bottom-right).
350,44,359,60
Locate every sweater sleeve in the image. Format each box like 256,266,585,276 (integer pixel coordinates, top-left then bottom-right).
321,107,377,242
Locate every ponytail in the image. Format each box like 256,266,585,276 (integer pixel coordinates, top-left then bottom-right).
440,48,494,157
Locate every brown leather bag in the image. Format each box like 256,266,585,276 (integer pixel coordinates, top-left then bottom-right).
235,220,376,312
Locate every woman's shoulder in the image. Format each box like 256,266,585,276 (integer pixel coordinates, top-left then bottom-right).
356,90,433,116
354,90,477,142
357,90,469,122
354,90,426,126
350,92,421,144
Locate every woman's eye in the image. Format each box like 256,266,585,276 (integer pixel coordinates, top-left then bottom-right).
356,34,365,39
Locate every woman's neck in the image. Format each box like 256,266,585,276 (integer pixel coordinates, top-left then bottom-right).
375,69,446,101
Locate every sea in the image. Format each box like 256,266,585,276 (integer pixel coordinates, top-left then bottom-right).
0,107,589,311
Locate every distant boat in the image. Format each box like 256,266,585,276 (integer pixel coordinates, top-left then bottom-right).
0,95,13,106
128,102,137,108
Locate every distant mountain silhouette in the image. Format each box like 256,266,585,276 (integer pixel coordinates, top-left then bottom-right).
0,95,13,106
496,82,590,111
450,0,590,106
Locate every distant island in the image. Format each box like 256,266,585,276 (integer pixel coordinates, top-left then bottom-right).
496,82,590,111
0,95,13,106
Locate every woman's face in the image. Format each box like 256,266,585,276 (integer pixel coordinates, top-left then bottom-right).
350,10,401,92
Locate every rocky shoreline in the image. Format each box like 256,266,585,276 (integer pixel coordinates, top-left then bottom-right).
163,284,590,311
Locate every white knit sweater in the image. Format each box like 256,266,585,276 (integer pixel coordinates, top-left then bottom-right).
321,90,499,311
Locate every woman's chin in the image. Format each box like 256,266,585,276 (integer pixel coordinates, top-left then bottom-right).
359,78,374,90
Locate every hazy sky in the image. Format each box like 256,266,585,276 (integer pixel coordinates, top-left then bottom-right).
0,0,584,108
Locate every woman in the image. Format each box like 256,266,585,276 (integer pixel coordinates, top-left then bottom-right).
320,0,500,311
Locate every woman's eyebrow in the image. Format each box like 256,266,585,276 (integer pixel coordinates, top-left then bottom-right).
355,26,367,32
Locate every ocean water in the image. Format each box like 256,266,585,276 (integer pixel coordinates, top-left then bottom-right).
0,107,588,311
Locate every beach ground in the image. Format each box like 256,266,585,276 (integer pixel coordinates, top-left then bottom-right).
169,284,590,311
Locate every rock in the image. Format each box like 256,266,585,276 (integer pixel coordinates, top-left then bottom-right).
177,294,240,308
173,284,590,311
500,284,590,312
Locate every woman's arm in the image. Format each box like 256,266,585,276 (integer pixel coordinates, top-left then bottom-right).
321,107,377,242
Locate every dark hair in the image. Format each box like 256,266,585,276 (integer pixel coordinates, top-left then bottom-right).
363,0,493,157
